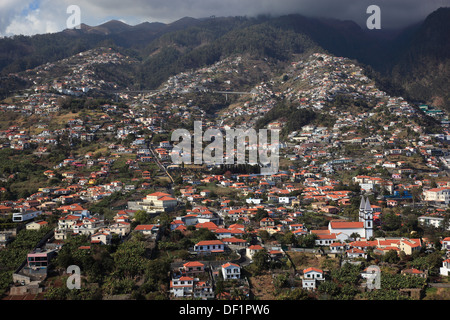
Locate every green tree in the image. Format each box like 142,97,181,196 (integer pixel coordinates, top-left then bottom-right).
318,280,340,297
382,213,402,231
277,288,312,300
382,250,400,264
252,249,269,273
297,233,318,248
330,263,361,286
112,240,147,278
255,208,269,221
133,210,152,225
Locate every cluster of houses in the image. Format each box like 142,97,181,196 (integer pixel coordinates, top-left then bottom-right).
29,47,138,96
283,53,385,110
1,48,450,299
169,260,245,299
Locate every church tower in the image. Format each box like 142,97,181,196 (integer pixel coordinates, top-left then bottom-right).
359,197,366,223
359,197,374,239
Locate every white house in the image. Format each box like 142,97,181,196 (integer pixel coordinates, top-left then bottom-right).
90,231,112,245
302,267,324,290
139,191,178,213
134,224,160,238
440,259,450,276
12,210,42,222
25,220,48,230
246,198,262,205
193,240,225,254
419,216,450,231
382,162,396,169
170,276,194,297
315,232,338,246
328,221,366,241
181,261,205,275
278,197,291,204
423,188,450,205
214,228,233,239
289,224,307,232
346,248,367,259
221,262,241,280
109,222,131,236
246,244,264,260
329,242,347,253
72,217,104,236
442,237,450,251
170,219,186,231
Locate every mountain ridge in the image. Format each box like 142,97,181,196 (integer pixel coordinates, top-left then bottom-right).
0,8,448,109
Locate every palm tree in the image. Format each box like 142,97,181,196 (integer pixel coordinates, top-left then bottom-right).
350,232,360,241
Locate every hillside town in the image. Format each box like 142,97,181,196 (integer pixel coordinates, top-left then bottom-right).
0,49,450,301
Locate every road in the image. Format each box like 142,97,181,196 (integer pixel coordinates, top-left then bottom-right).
149,144,174,184
428,283,450,288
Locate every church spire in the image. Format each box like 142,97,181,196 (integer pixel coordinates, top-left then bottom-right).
360,197,366,210
364,197,372,211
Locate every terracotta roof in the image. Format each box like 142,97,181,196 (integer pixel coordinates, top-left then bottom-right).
222,262,240,268
403,268,424,274
215,228,231,234
330,221,364,229
147,191,171,197
303,267,323,274
135,224,156,231
248,245,264,250
59,214,80,220
317,233,336,240
159,196,176,201
195,240,224,246
196,222,218,230
347,248,365,254
222,237,247,243
330,242,345,247
183,261,204,268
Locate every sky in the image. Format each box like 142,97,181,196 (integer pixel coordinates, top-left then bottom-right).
0,0,448,37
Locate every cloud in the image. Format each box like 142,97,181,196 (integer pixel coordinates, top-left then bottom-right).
5,9,61,36
0,0,64,36
66,0,449,28
0,0,35,35
0,0,448,36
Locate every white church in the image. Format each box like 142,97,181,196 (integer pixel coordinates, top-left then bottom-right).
328,197,374,241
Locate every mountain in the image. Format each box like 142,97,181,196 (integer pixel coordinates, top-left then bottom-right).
389,7,450,110
78,20,133,35
0,8,448,108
